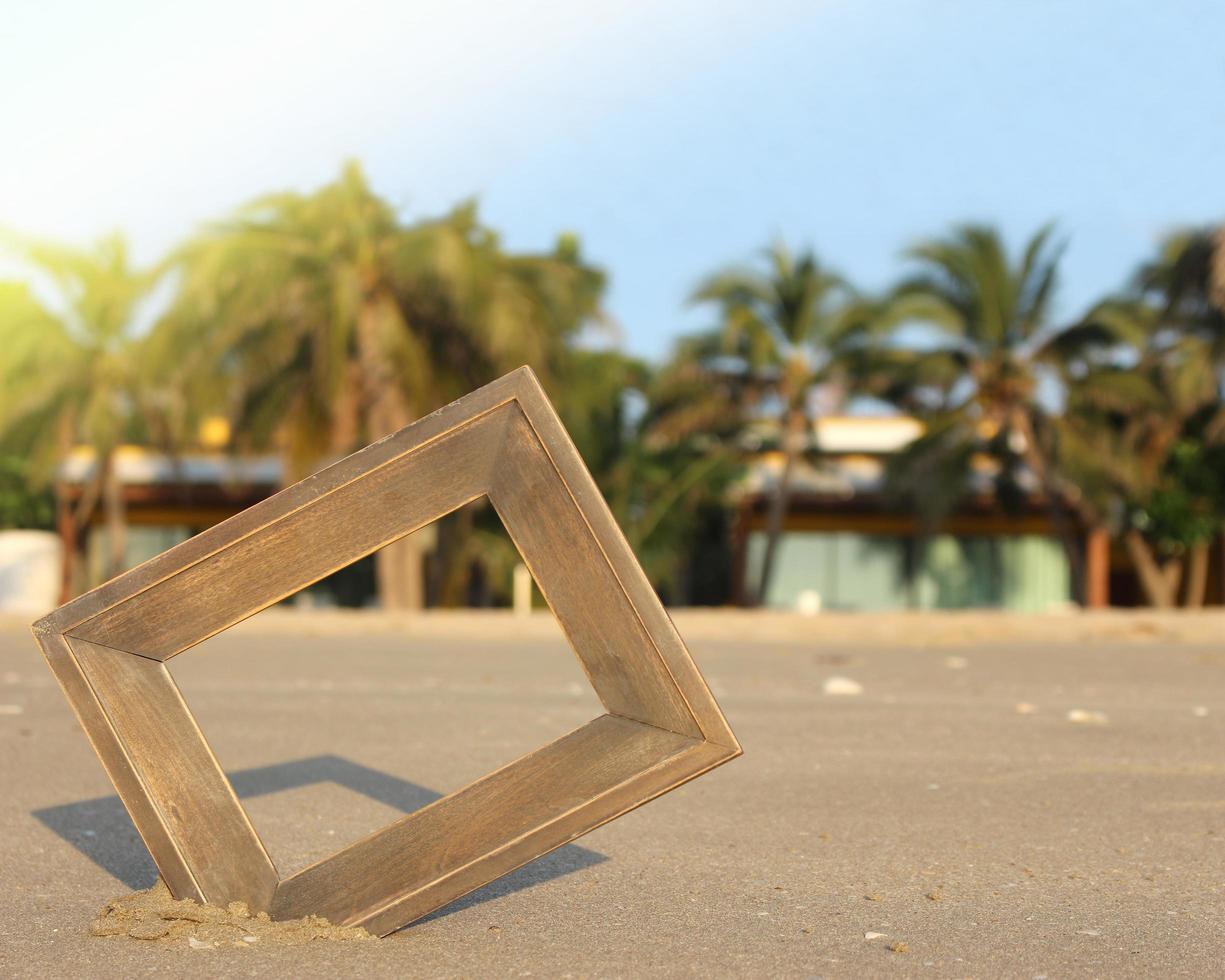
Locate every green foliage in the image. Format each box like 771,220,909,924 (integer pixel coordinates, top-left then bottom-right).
550,348,649,481
867,224,1093,529
1,172,1220,609
551,345,742,599
690,241,867,406
0,232,173,580
1136,226,1225,358
689,241,868,602
1063,262,1224,554
0,240,162,477
893,223,1064,347
1142,437,1225,553
0,456,54,529
158,162,606,475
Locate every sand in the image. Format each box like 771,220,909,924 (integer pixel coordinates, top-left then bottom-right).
89,880,373,947
2,609,1223,977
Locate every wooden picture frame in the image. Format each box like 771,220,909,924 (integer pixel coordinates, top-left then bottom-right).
31,367,741,937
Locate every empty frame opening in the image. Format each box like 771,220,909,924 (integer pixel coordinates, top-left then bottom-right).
168,496,603,878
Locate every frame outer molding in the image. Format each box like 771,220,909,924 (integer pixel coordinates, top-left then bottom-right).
31,366,741,935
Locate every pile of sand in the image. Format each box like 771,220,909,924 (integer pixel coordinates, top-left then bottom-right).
89,880,375,947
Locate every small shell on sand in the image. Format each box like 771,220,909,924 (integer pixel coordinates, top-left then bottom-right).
823,676,864,696
90,880,375,946
1066,708,1109,726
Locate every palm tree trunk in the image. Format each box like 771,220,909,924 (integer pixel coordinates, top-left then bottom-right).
376,537,425,611
633,452,728,549
356,293,425,611
1209,226,1225,312
756,406,805,606
436,504,476,608
55,482,80,604
102,453,127,581
1183,541,1209,608
58,435,105,601
1123,530,1177,608
1163,556,1184,604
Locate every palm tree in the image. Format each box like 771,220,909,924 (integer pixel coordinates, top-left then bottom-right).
1059,330,1221,606
162,162,604,609
1059,228,1225,607
1136,224,1225,358
557,343,745,600
1216,226,1225,314
690,242,861,605
863,224,1111,602
0,234,162,598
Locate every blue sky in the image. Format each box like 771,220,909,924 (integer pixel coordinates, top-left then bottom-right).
4,0,1223,359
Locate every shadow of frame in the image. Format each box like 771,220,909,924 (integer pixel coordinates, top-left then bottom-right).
32,754,607,926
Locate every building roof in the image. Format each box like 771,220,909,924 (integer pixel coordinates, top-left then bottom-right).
59,446,283,487
812,416,923,454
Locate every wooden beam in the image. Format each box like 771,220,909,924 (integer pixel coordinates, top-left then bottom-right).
1084,527,1111,609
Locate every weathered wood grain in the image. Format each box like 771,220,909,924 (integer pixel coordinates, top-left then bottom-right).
67,407,513,658
358,734,734,936
271,715,724,933
66,636,279,910
491,406,700,738
509,370,740,750
31,366,741,936
32,630,203,901
32,371,526,638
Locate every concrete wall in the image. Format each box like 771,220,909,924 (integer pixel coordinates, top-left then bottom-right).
747,530,1071,612
0,530,60,614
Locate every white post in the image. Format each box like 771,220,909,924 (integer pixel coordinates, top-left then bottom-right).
513,562,533,617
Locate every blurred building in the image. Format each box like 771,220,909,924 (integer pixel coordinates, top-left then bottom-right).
52,417,1222,610
54,436,435,608
730,415,1221,611
56,445,283,601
